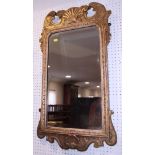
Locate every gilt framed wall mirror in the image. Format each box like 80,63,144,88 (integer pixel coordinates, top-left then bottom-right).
37,2,117,151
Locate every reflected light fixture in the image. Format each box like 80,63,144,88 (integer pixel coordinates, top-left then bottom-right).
85,82,90,84
78,94,81,98
88,96,94,98
48,65,51,68
53,38,59,42
96,85,100,88
65,75,71,78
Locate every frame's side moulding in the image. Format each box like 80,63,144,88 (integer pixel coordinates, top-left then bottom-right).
37,2,117,151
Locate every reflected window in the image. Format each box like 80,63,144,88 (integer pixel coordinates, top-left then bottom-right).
48,90,56,105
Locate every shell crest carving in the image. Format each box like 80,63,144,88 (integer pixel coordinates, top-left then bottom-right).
62,6,88,24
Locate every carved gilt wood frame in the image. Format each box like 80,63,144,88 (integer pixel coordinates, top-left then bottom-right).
37,2,117,151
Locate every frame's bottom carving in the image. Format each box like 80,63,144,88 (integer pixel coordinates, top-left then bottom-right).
37,117,117,151
37,121,45,139
105,111,117,146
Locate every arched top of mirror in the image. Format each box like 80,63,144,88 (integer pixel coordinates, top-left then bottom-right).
39,2,111,54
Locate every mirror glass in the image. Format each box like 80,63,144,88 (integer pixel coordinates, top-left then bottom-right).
47,26,102,129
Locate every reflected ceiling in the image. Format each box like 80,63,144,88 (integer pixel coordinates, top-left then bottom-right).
48,26,100,87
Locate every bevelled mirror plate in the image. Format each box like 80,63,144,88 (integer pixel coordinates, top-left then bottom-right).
37,2,117,151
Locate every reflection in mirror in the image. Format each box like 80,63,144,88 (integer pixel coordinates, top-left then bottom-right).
47,26,102,130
